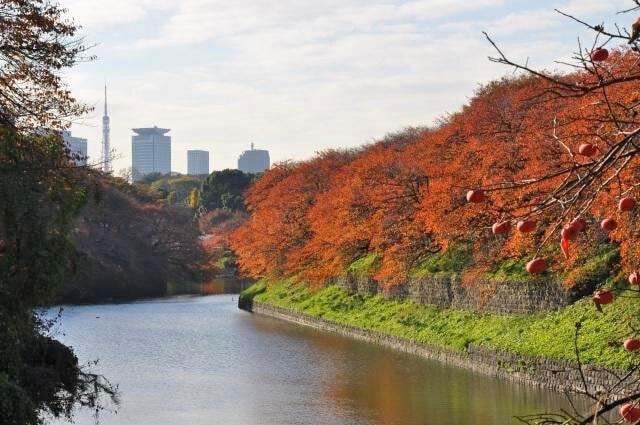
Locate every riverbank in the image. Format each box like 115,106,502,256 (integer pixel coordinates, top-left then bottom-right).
239,278,640,396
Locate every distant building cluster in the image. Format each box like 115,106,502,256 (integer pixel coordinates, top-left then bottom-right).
72,85,272,180
129,133,270,181
238,143,270,174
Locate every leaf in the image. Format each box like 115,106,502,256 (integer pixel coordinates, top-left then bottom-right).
561,237,570,260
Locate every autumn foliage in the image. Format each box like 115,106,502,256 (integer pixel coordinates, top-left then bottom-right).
228,49,640,291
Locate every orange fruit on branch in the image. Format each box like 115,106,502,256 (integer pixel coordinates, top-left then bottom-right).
601,218,617,231
526,258,546,274
578,143,597,157
570,218,587,232
516,220,536,233
492,221,511,235
620,403,640,422
590,48,609,62
619,197,637,212
593,289,614,305
466,189,485,203
561,223,579,241
624,338,640,352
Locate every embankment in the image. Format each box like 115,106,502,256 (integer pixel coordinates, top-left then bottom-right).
239,279,639,397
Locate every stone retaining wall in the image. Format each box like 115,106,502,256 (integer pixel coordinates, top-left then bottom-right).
245,301,630,397
337,273,570,315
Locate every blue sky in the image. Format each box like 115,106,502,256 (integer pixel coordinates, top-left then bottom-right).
60,0,631,174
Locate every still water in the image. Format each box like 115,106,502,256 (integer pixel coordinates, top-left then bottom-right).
49,281,582,425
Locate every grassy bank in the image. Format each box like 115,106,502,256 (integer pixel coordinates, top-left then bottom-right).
241,278,640,370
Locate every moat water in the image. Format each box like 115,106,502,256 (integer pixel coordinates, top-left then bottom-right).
49,282,586,425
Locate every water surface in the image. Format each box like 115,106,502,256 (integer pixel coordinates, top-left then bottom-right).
50,292,585,425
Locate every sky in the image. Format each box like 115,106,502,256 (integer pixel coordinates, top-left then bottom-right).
60,0,631,175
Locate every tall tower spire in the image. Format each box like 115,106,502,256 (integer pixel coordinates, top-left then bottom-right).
101,84,111,173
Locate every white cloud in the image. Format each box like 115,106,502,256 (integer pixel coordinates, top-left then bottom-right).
61,0,174,28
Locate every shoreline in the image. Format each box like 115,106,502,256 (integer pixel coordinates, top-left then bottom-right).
241,299,627,397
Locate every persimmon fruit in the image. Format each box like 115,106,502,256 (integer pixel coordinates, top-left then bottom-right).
591,48,609,62
578,143,597,157
516,220,536,233
526,258,546,274
492,221,511,235
570,218,587,232
593,289,614,305
624,338,640,352
466,190,485,203
601,218,617,231
619,197,637,212
561,224,579,241
620,403,640,422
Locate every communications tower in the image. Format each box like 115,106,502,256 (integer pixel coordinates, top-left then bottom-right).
101,84,111,173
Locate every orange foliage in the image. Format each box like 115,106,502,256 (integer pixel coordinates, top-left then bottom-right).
230,48,640,286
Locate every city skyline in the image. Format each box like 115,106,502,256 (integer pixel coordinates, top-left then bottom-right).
74,92,270,175
76,105,269,176
68,87,278,175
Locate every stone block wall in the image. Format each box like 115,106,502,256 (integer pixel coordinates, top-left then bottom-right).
337,273,569,314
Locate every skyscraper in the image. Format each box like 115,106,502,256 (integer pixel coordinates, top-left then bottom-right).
101,85,111,173
237,143,270,174
62,131,88,166
131,126,171,182
187,150,209,175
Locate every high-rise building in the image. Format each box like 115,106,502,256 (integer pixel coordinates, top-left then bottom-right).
237,143,270,174
131,126,171,182
101,85,111,173
187,150,209,175
62,131,88,166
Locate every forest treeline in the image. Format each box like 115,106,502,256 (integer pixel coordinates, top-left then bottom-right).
228,53,640,291
58,168,256,303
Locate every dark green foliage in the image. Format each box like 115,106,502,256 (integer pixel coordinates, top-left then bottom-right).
0,129,87,309
566,244,620,300
102,175,159,203
198,169,254,212
0,129,116,423
149,175,203,207
58,184,203,304
411,242,472,277
238,280,267,310
0,374,38,425
136,171,165,185
346,254,380,277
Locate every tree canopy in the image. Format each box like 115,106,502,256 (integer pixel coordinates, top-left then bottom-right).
198,169,254,212
0,1,118,422
0,129,116,423
0,0,92,130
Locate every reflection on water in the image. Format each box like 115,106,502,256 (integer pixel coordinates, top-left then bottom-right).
199,277,252,295
50,289,590,425
167,276,251,296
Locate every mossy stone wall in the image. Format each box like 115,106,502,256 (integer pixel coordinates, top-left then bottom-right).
337,273,568,314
